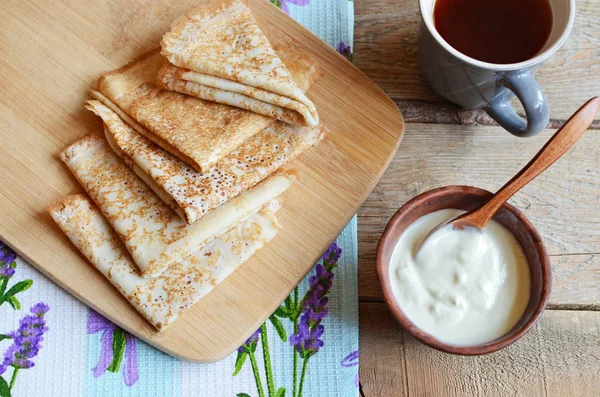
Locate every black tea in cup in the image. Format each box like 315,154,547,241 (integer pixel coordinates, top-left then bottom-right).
433,0,553,64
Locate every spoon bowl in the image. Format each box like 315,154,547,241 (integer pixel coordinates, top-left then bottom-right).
376,185,551,355
416,97,600,254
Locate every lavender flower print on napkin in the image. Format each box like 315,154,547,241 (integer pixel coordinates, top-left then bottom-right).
0,242,46,395
341,350,359,388
87,310,139,387
269,0,310,15
0,244,16,279
0,242,32,311
337,42,353,61
0,302,50,393
234,242,343,397
290,243,341,395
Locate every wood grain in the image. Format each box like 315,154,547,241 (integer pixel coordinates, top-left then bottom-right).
0,0,403,362
360,302,600,397
449,97,600,230
355,0,600,122
358,124,600,308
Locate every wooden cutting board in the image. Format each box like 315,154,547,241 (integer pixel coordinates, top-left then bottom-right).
0,0,404,362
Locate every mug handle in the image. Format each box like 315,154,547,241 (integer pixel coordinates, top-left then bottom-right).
486,71,550,137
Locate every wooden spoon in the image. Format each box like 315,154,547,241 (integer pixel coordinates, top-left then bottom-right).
417,97,600,253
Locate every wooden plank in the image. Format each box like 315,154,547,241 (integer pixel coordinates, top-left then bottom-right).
359,303,409,397
354,0,427,101
0,0,404,362
355,0,600,122
360,302,600,397
358,124,600,308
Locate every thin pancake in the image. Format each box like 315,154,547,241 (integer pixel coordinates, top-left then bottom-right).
59,134,296,278
90,89,195,171
102,126,184,219
87,100,325,224
97,46,317,172
49,194,280,331
160,0,319,127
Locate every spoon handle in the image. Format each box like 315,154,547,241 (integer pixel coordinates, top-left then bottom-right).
472,97,600,228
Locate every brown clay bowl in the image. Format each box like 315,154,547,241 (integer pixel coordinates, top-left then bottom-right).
376,185,551,355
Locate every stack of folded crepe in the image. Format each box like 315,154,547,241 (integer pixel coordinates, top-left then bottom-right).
50,0,326,332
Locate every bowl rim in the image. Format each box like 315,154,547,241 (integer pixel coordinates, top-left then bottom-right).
376,185,552,355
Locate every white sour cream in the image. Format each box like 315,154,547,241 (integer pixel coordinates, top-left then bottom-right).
389,209,531,346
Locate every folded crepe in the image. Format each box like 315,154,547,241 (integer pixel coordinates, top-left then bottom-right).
60,134,296,278
100,125,184,219
96,45,318,172
49,194,280,331
87,100,325,224
159,0,319,128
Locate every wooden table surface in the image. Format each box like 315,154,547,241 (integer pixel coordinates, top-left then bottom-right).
354,1,600,395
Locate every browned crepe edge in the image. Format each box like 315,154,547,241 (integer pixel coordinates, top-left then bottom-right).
94,43,319,172
89,89,204,173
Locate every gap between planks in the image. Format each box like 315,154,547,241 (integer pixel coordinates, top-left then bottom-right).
395,100,600,130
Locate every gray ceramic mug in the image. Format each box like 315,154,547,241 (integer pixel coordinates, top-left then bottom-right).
418,0,575,137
